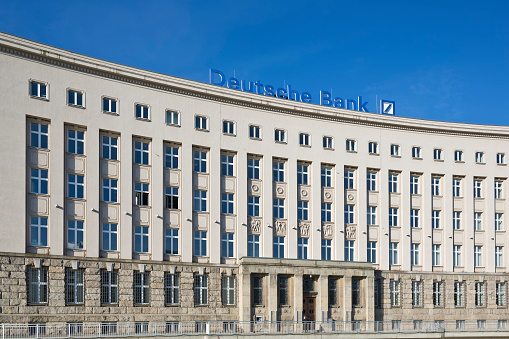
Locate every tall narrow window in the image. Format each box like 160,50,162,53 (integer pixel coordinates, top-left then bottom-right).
165,187,179,209
390,280,400,307
329,278,338,306
221,193,234,214
496,282,506,307
165,228,179,255
453,245,462,267
322,203,332,222
100,270,118,305
248,234,260,257
474,212,483,231
31,168,48,194
389,173,398,193
454,281,464,307
273,161,285,182
67,220,84,250
411,243,420,266
102,179,118,203
321,239,332,260
433,281,444,307
273,236,285,259
248,158,260,179
165,145,179,169
495,181,503,199
389,208,398,227
221,233,234,258
164,273,180,305
193,150,207,173
367,206,377,225
496,213,503,231
431,177,441,196
194,231,207,257
102,135,118,160
133,272,150,305
28,267,48,304
453,211,461,230
344,205,354,224
68,129,85,155
496,246,504,267
222,276,235,305
134,226,149,253
389,242,398,265
297,164,309,185
252,276,263,306
297,237,308,261
344,240,354,261
410,175,419,195
474,179,482,198
475,282,485,307
453,178,461,197
65,268,84,305
344,170,354,189
298,201,309,221
412,281,422,307
432,244,441,266
367,241,376,263
474,246,482,267
248,196,260,217
321,166,332,187
102,223,118,252
134,141,149,165
273,198,285,219
134,182,149,206
193,190,207,212
278,276,289,306
30,216,48,247
221,154,234,176
410,209,419,228
432,210,441,229
30,122,49,149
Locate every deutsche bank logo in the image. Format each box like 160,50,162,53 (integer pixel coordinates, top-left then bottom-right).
380,100,395,115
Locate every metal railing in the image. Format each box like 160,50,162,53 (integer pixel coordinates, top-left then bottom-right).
1,319,508,338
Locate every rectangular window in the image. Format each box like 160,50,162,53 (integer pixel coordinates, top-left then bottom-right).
273,161,285,182
495,181,503,199
344,240,354,261
456,320,465,330
193,150,207,173
102,178,118,203
273,236,285,259
328,277,338,306
475,282,485,307
497,153,506,165
496,246,504,267
367,241,376,263
322,203,332,222
321,239,331,260
278,276,289,306
249,125,261,139
411,243,420,266
252,276,263,306
368,141,378,154
248,196,260,217
195,115,208,130
432,244,441,266
165,145,179,169
367,206,377,225
134,141,149,165
390,144,400,156
222,276,235,305
221,154,234,176
321,166,332,187
389,208,398,227
474,179,482,198
248,158,260,179
221,193,234,214
345,139,356,151
389,173,398,193
432,210,441,229
28,267,48,304
194,231,207,257
67,220,84,250
133,272,150,305
433,281,444,307
496,282,506,307
30,122,49,149
453,211,461,230
389,242,398,265
193,190,207,212
410,209,419,228
102,223,118,252
475,246,483,267
273,198,285,219
499,320,507,329
374,279,380,307
299,133,310,146
474,212,483,231
454,281,464,307
412,146,421,158
274,129,286,143
322,136,333,149
344,170,354,189
412,281,422,307
68,89,84,107
221,233,234,258
68,129,85,155
410,175,419,195
496,213,504,231
165,110,180,126
134,182,149,206
297,164,309,185
102,135,118,160
134,226,149,253
352,278,361,307
102,97,117,114
165,186,179,209
453,245,462,267
432,177,441,196
298,200,309,221
31,168,48,194
390,280,400,307
30,80,47,99
135,104,150,120
248,234,260,257
367,171,377,191
101,270,118,305
65,268,84,304
68,174,85,199
453,178,461,197
433,148,443,160
165,228,179,255
455,150,463,162
475,152,484,163
344,205,354,224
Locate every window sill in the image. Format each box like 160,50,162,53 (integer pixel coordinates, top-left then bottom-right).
102,110,119,116
165,123,181,127
299,144,311,147
135,117,151,122
324,148,335,151
412,157,422,160
391,155,401,158
346,150,356,153
30,95,49,101
369,152,380,156
223,133,236,137
195,128,209,132
250,137,262,141
275,141,287,144
68,104,85,109
497,163,507,166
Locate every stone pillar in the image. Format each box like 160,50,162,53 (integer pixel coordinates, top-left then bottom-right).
365,275,375,331
294,274,303,321
268,273,278,320
343,275,352,321
239,267,251,322
316,274,328,322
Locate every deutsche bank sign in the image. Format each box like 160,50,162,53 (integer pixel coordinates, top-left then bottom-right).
209,69,395,115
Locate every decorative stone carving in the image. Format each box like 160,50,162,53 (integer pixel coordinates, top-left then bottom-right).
248,218,261,234
274,220,287,236
347,193,354,201
276,187,284,194
301,189,308,197
322,223,333,239
346,225,356,240
324,192,332,199
251,184,260,193
298,221,310,238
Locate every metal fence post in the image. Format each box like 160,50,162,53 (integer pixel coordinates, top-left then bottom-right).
2,323,4,339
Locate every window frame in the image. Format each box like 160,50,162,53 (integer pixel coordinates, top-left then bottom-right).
165,109,181,126
102,96,118,115
102,223,118,252
274,128,287,143
29,79,49,100
249,125,261,140
134,103,150,121
133,271,150,305
67,88,85,108
323,136,334,150
28,267,49,304
100,270,118,305
134,225,149,253
102,134,119,161
194,230,207,257
390,144,400,157
65,268,84,305
194,115,209,131
412,146,421,159
368,141,379,155
165,228,179,255
222,120,236,136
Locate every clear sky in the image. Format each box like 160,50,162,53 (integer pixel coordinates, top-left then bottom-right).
1,1,508,125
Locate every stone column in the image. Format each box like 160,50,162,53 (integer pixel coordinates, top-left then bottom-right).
268,273,278,320
365,275,375,331
294,274,303,321
316,274,328,322
239,266,251,322
343,275,352,321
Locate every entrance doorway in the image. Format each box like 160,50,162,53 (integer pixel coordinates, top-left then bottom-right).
302,296,316,321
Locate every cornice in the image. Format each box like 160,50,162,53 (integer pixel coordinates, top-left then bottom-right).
0,32,508,139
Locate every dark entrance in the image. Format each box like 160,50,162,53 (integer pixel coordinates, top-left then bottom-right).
302,296,316,321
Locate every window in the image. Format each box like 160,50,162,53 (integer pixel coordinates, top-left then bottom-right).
344,170,355,189
367,206,377,225
248,234,260,257
410,209,419,228
344,240,354,261
389,242,398,265
496,282,506,307
499,320,507,329
68,129,85,155
298,201,309,221
165,145,179,169
28,267,48,304
102,135,118,160
453,178,462,197
474,246,482,267
392,321,401,331
474,212,483,231
344,205,354,224
221,193,234,214
432,177,441,196
412,281,422,307
133,272,149,305
328,277,338,306
352,278,361,307
433,281,443,307
475,152,484,163
345,139,356,151
452,211,461,230
454,281,464,307
278,276,289,306
193,150,207,173
367,172,377,191
456,320,465,330
165,228,179,255
134,226,149,253
411,243,420,266
321,239,332,260
497,153,506,165
135,104,149,120
221,154,234,176
322,203,332,222
65,268,84,304
248,158,260,179
432,210,440,229
274,129,286,143
299,133,310,146
223,120,235,135
496,213,504,231
221,233,234,258
412,146,421,159
454,150,463,162
68,174,85,199
67,220,84,250
102,97,117,114
433,148,443,160
389,208,398,227
31,168,48,194
165,110,180,126
67,89,84,107
248,196,260,217
273,161,285,182
368,141,378,154
30,122,49,149
252,276,263,306
475,282,485,307
297,164,309,185
102,223,118,252
322,136,333,149
453,245,462,267
249,125,261,139
432,244,441,266
102,179,118,203
273,198,285,219
390,280,400,307
410,175,419,195
273,236,285,258
496,246,504,267
30,80,47,99
321,166,332,187
194,231,207,257
193,190,207,212
367,242,376,263
165,187,179,209
495,181,503,199
474,179,482,198
195,115,208,130
413,321,422,331
388,173,398,193
134,182,149,206
390,144,400,156
222,276,235,305
134,141,149,165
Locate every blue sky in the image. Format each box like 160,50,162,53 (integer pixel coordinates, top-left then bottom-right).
1,1,508,125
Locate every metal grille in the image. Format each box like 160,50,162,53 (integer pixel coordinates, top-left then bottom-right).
222,276,235,305
193,275,207,305
65,268,84,304
164,273,179,305
28,267,48,304
133,272,150,305
100,270,118,304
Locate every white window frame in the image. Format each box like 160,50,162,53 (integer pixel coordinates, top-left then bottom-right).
321,166,332,187
496,282,506,307
475,152,485,164
412,146,421,159
195,115,208,131
367,206,377,225
390,144,400,157
454,281,464,307
249,125,261,139
454,150,463,162
344,169,355,189
247,157,260,180
453,245,462,267
134,225,149,253
495,181,503,199
410,175,419,195
321,239,332,260
432,244,441,266
346,139,356,152
247,234,260,257
344,204,354,224
389,208,398,227
432,210,440,229
474,212,483,231
274,129,287,143
67,128,85,155
28,267,49,304
453,211,461,230
133,272,150,305
30,216,48,247
297,237,308,260
165,228,179,255
273,198,285,219
496,213,504,231
453,178,462,197
433,148,443,161
102,223,118,252
193,190,207,212
134,141,150,165
389,173,398,193
65,268,84,305
496,246,504,268
412,281,422,307
367,171,377,191
67,220,84,250
165,145,179,169
221,233,234,258
193,150,207,173
323,136,334,149
164,273,180,305
297,164,309,185
344,240,354,261
474,246,483,267
31,168,49,195
432,177,441,196
165,110,181,126
29,79,48,100
221,153,235,177
100,270,118,304
368,141,378,154
297,200,309,221
222,120,236,136
102,178,118,203
222,276,235,305
194,231,207,257
321,202,332,222
475,282,485,307
389,242,398,265
221,193,234,215
299,133,310,146
30,121,49,149
102,96,118,114
411,243,420,266
102,135,118,160
474,179,482,198
433,281,444,307
273,236,285,259
367,241,377,263
273,160,285,182
410,209,419,228
134,182,149,206
248,196,260,217
390,280,400,307
135,103,150,120
497,153,506,165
